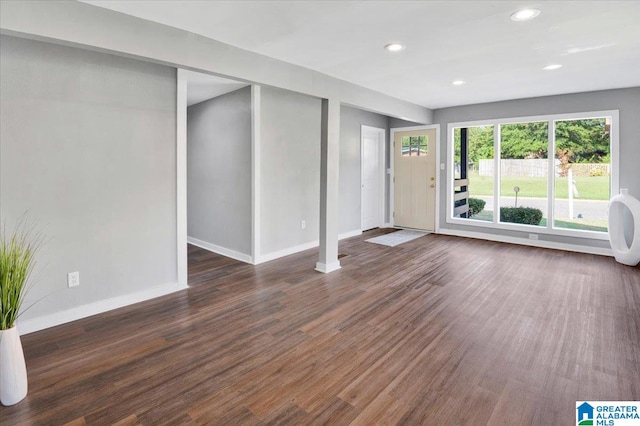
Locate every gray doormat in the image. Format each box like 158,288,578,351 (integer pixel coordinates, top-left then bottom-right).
365,229,429,247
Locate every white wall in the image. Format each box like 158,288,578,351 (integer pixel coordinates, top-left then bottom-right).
0,36,179,330
187,87,252,259
259,87,321,256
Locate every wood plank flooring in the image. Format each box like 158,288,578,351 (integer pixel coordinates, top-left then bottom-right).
2,229,639,425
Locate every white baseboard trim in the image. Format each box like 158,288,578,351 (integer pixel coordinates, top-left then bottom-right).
17,281,189,335
339,229,362,240
382,223,392,228
438,228,613,257
254,230,363,265
315,261,342,274
255,240,319,264
187,236,252,264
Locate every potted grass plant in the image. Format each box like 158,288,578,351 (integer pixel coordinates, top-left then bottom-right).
0,219,40,406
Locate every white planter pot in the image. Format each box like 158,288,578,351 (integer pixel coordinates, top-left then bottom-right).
0,326,28,406
608,188,640,266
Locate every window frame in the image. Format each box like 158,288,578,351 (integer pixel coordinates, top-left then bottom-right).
401,135,429,157
446,110,619,240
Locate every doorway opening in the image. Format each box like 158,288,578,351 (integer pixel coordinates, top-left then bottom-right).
178,69,252,286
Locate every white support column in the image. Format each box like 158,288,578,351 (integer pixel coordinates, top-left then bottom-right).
176,69,189,288
316,98,341,274
251,85,261,264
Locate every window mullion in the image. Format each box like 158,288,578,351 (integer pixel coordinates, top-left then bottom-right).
493,124,500,224
547,119,555,230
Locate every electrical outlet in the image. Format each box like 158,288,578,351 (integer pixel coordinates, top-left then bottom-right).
529,234,538,240
301,220,306,230
68,271,80,288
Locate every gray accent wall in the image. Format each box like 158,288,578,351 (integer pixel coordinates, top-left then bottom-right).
0,1,431,124
338,107,424,234
0,36,177,320
187,87,251,256
339,106,389,233
433,87,640,249
260,87,321,255
389,117,425,128
258,98,421,255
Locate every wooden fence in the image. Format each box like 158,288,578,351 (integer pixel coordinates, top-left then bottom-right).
478,159,610,177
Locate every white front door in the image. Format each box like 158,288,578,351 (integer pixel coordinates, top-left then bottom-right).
361,126,384,231
393,127,437,231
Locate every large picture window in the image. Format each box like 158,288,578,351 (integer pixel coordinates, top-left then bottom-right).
447,111,618,239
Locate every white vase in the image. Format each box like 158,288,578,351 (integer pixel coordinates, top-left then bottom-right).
608,188,640,266
0,326,28,406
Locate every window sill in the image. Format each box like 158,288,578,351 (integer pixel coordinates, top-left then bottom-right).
446,216,611,241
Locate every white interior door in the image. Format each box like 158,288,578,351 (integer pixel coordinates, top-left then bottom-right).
361,126,384,231
393,127,437,231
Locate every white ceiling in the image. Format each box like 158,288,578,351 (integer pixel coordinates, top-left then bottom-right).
82,1,640,109
182,70,248,106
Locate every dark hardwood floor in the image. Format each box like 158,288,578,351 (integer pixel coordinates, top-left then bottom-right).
2,229,639,425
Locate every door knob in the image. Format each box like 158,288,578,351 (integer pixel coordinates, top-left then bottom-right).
430,184,435,188
430,177,435,181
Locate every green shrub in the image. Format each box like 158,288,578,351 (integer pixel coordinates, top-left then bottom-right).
589,167,608,177
468,198,486,217
500,207,543,225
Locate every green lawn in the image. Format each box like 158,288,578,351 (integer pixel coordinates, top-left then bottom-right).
543,218,607,232
466,172,609,200
473,209,493,221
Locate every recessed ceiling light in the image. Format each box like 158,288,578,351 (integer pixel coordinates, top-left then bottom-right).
384,43,405,52
542,64,562,70
510,8,541,21
452,80,466,86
